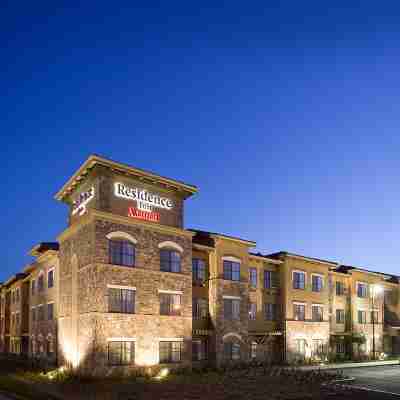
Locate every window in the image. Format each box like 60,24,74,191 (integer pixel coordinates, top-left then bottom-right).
47,337,54,355
336,309,345,324
336,341,345,354
224,342,240,360
192,259,206,282
293,303,305,321
250,342,257,359
193,298,208,319
31,280,35,296
48,269,54,289
223,298,240,320
15,313,20,329
371,310,379,324
312,305,323,322
384,290,394,305
47,303,54,321
159,341,182,363
108,288,135,314
38,274,44,292
160,249,181,273
295,339,307,356
312,275,323,292
264,270,280,289
38,305,44,321
358,310,367,324
248,303,256,320
336,281,345,296
249,268,257,288
31,308,36,322
223,261,240,281
15,289,20,303
312,339,324,356
160,293,181,316
357,283,368,298
109,240,135,267
293,271,305,290
108,341,135,365
265,303,278,321
192,340,207,361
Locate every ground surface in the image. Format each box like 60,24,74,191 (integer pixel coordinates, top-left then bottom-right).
344,365,400,395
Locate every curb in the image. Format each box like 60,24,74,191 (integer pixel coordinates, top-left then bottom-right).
299,360,400,371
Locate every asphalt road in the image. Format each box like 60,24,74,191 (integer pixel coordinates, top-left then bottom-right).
344,365,400,396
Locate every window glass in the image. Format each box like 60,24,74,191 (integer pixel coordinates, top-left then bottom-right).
312,275,323,292
192,340,207,361
160,293,181,316
193,298,208,319
109,240,135,267
223,261,240,281
358,310,366,324
265,303,277,320
249,268,257,288
160,249,181,273
336,281,345,296
108,288,135,314
336,309,345,324
249,303,256,320
108,342,135,365
192,259,206,282
47,303,54,321
357,283,368,298
312,305,323,321
294,303,305,320
48,270,54,289
224,299,240,320
293,271,305,290
159,341,182,363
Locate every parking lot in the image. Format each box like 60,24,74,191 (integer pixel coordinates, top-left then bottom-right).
343,365,400,396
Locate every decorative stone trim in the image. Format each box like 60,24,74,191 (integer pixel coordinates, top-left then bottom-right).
107,337,136,342
222,295,241,300
222,256,241,263
107,284,137,291
158,289,183,295
106,231,137,244
158,337,183,341
158,241,183,253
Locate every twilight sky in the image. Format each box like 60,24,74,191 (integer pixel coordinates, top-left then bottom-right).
2,1,400,281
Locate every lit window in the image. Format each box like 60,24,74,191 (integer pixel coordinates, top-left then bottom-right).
108,288,135,314
109,240,135,267
108,341,135,366
223,261,240,281
249,303,256,320
293,303,305,321
160,293,181,316
160,249,181,273
159,341,182,363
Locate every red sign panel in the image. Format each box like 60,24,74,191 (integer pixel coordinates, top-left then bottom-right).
128,207,160,222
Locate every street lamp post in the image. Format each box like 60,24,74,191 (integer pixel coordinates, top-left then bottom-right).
371,284,383,360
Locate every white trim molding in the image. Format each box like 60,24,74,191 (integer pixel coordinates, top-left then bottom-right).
311,273,324,279
158,289,183,295
312,303,324,307
158,241,183,253
293,301,306,306
108,284,137,291
158,337,184,342
223,295,241,300
292,269,306,277
222,256,241,264
106,231,138,244
107,337,136,342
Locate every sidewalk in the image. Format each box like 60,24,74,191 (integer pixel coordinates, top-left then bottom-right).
299,359,400,370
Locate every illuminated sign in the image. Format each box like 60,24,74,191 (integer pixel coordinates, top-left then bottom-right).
114,182,173,212
128,207,160,222
72,187,95,216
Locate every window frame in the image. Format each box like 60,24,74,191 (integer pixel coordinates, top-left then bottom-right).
160,249,182,273
47,269,55,289
311,304,323,322
159,291,182,316
107,341,135,366
249,267,257,288
192,258,206,282
109,239,136,267
159,341,182,363
293,302,306,321
223,297,241,320
108,286,136,314
311,274,323,292
223,260,241,281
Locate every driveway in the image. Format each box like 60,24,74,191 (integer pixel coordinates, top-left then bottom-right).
344,365,400,396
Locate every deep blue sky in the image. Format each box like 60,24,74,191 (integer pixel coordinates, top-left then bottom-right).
2,1,400,281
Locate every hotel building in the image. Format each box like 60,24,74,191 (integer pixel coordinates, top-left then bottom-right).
1,154,400,373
